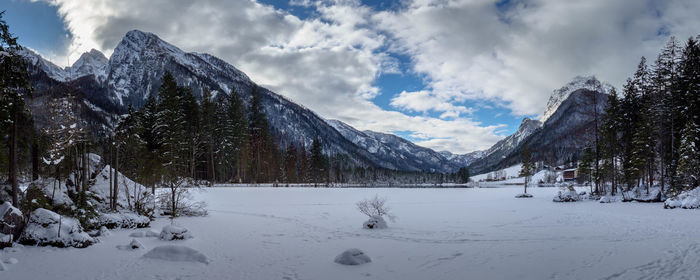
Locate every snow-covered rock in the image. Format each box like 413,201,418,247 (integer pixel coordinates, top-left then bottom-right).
3,257,18,265
362,216,387,229
25,180,74,208
98,226,111,237
334,248,372,265
598,195,621,203
117,238,145,250
160,225,193,240
91,165,152,211
19,208,94,248
142,245,209,264
515,193,534,198
553,187,581,202
129,229,160,238
97,212,150,229
0,260,6,271
665,187,700,209
623,187,663,203
0,202,24,242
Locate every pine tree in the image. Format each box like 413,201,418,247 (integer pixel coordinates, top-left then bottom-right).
138,93,162,193
310,138,327,185
579,145,594,188
456,167,470,184
620,76,642,190
519,146,535,194
0,11,32,206
249,86,273,183
181,87,200,178
284,144,298,183
653,37,682,191
156,72,187,180
600,90,620,194
199,89,217,181
677,120,699,192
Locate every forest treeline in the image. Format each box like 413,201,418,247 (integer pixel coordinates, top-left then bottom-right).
577,35,700,197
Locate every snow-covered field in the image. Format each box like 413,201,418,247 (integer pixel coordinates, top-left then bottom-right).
2,186,699,280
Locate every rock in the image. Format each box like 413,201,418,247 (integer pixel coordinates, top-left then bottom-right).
515,193,534,198
99,226,111,237
19,208,94,248
334,248,372,265
160,225,193,240
362,216,388,229
0,202,25,242
142,245,209,264
117,238,145,250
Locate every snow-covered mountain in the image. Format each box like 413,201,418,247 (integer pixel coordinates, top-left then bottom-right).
468,77,610,174
65,49,108,82
328,120,465,172
541,76,612,123
466,118,541,174
439,150,485,168
21,30,413,170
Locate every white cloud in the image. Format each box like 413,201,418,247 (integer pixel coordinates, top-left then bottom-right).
375,0,700,116
390,90,474,119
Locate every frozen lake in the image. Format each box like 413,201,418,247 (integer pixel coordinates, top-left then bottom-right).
3,186,699,280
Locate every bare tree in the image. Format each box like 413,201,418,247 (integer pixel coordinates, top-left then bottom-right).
356,195,395,222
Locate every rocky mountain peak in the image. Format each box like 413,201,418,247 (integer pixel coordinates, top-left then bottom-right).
541,76,612,123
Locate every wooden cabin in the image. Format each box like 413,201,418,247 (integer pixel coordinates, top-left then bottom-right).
563,168,578,182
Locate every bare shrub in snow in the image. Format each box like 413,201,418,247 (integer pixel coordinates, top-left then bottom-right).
158,178,207,217
357,195,395,229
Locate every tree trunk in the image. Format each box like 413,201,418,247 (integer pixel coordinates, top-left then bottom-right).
109,143,113,209
113,146,119,210
9,121,19,206
31,141,39,181
82,143,88,206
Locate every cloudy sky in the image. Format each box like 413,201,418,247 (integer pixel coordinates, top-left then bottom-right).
4,0,700,153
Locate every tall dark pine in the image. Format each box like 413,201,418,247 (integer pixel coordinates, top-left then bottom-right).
199,89,217,181
653,37,681,191
156,72,187,179
0,12,32,206
310,138,326,185
181,87,200,178
620,76,641,190
284,144,299,183
249,86,272,183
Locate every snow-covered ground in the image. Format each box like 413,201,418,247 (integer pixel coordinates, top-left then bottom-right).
2,186,699,279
